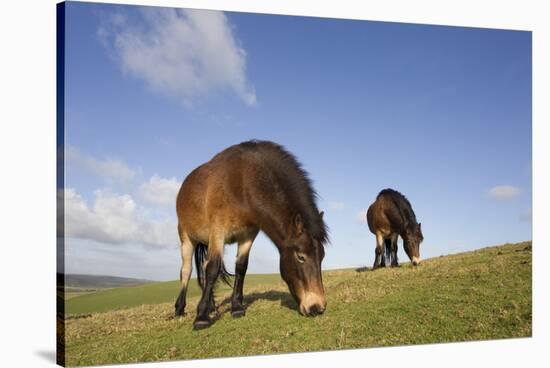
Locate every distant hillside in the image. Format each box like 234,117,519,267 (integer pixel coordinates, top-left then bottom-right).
62,273,153,290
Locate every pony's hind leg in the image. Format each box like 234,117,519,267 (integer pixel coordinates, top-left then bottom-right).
372,233,385,270
193,232,224,330
231,230,259,318
175,230,194,316
383,238,392,266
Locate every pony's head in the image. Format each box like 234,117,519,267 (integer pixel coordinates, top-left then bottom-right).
404,222,423,265
280,212,326,316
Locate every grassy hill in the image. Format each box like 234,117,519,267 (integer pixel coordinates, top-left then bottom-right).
64,273,281,315
63,241,532,366
60,274,154,301
63,274,153,289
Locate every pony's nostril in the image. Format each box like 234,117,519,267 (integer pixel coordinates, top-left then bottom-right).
307,304,324,316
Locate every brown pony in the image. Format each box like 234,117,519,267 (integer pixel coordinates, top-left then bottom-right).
366,188,423,269
175,140,328,330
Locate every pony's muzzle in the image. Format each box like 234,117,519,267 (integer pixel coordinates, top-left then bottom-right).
306,303,325,316
299,292,326,316
412,256,421,266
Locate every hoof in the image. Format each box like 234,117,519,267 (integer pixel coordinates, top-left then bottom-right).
193,319,211,330
231,309,246,318
174,311,186,317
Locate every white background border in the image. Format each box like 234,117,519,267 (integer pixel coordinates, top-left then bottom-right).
0,1,547,367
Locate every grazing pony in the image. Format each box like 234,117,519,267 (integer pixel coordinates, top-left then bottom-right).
366,188,423,269
175,140,328,330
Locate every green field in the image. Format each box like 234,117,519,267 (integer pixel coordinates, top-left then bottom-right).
63,241,532,366
64,273,282,315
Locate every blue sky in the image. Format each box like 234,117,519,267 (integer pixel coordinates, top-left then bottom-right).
62,2,532,280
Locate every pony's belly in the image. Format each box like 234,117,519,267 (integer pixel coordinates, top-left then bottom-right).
185,222,257,245
224,225,258,244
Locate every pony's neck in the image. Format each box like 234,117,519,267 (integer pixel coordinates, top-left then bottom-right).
253,207,292,250
401,221,418,237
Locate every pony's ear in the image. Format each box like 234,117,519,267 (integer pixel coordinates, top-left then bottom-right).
319,211,324,220
294,213,304,236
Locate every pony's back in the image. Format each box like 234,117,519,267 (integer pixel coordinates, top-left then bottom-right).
376,188,417,226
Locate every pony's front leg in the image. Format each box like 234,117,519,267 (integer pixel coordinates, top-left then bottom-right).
390,233,399,267
193,235,223,330
231,233,257,318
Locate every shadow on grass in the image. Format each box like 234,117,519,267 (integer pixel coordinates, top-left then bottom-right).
356,264,403,273
245,290,298,311
168,290,298,327
216,290,299,319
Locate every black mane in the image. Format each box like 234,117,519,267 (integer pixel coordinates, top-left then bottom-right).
377,188,418,226
237,140,329,245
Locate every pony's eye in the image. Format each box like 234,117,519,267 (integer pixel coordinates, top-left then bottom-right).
296,253,306,264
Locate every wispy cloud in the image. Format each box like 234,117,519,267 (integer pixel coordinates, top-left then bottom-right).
138,174,180,206
66,145,137,183
99,8,256,106
488,185,521,201
61,188,177,248
328,201,345,210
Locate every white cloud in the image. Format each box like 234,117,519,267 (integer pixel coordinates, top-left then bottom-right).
62,188,177,248
488,185,521,200
356,209,368,224
100,8,256,106
328,201,345,210
139,174,180,205
66,145,136,183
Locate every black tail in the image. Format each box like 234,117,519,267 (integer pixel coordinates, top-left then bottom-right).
194,243,234,290
384,239,392,265
219,262,234,288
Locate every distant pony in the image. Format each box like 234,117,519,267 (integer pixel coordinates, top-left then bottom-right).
175,140,328,330
366,189,423,269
